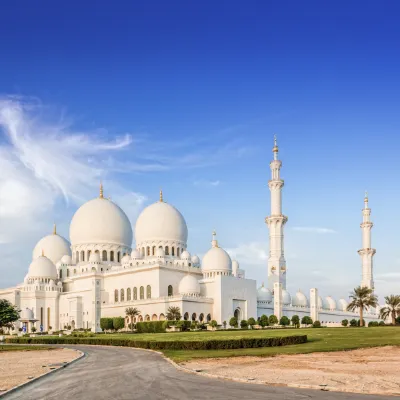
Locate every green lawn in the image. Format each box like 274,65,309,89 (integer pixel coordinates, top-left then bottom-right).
161,327,400,362
0,345,53,352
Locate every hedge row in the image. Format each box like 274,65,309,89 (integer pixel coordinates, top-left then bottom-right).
136,321,165,333
6,335,307,350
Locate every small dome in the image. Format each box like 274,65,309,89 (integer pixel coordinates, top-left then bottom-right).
28,255,57,279
178,275,200,296
89,252,101,263
181,250,191,260
282,289,291,305
257,284,272,301
232,260,239,275
191,254,200,265
131,249,141,259
338,298,348,311
156,247,165,257
202,247,232,273
70,197,133,247
49,279,55,286
323,296,337,311
33,232,71,265
135,199,188,246
121,254,130,263
60,255,72,264
57,281,62,286
20,308,34,320
292,290,309,307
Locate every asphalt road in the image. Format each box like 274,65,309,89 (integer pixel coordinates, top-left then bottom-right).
3,346,395,400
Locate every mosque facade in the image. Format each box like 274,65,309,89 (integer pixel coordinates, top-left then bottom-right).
0,139,380,332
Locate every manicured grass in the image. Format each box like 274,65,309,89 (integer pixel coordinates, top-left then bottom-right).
0,345,53,352
163,327,400,362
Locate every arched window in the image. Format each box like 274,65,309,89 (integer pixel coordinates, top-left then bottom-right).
114,289,118,302
152,246,156,255
102,250,107,261
120,289,124,302
145,314,150,321
177,248,180,257
133,287,137,300
140,286,144,300
152,314,157,321
127,288,131,301
168,285,173,296
59,270,63,279
76,251,79,262
110,251,114,262
81,251,85,262
146,246,150,256
165,246,169,255
184,312,189,320
172,247,175,256
117,252,121,263
207,313,211,322
146,285,151,299
87,250,91,260
159,313,165,321
73,269,77,274
191,313,196,321
141,247,145,257
199,313,204,322
67,269,69,277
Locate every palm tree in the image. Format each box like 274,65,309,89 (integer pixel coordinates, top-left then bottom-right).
166,306,181,321
379,295,400,325
125,307,140,331
347,286,378,327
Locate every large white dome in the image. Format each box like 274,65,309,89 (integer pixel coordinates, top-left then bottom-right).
179,275,201,296
292,290,309,307
282,289,292,305
135,200,188,246
202,247,232,273
338,298,348,311
28,255,57,279
323,296,337,311
70,197,133,247
257,284,272,301
33,231,71,265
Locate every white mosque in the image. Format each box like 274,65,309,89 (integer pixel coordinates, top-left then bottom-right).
0,138,380,332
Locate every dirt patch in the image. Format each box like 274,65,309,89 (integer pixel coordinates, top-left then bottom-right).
0,348,80,392
182,346,400,396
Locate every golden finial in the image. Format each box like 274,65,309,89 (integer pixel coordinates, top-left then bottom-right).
212,230,218,247
41,249,44,257
159,189,163,202
53,223,57,235
99,181,104,198
364,190,368,201
272,134,279,152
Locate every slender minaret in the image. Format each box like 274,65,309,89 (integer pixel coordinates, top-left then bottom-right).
265,135,288,290
358,192,376,289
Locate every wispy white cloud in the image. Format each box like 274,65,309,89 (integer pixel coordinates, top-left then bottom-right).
193,179,221,187
292,227,337,234
226,242,269,265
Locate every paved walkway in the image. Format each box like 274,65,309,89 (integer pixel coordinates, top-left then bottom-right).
3,346,394,400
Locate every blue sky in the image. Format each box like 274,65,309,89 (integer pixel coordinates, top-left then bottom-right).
0,1,399,300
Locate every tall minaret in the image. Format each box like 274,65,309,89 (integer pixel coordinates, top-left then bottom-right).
265,135,288,290
358,192,376,289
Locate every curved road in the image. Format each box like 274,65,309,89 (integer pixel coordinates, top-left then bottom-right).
3,346,393,400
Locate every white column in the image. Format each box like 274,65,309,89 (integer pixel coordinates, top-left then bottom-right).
358,192,375,290
266,136,288,290
91,278,102,332
310,288,319,323
274,282,283,321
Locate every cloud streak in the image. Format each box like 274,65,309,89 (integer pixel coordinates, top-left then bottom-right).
292,227,337,234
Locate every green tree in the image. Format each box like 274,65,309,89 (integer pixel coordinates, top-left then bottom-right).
341,319,349,327
229,317,238,328
312,320,321,328
248,317,256,327
259,314,269,327
125,307,140,331
31,326,37,333
291,315,300,328
240,319,248,328
268,315,278,325
280,316,290,326
0,299,20,329
100,317,114,332
347,286,378,327
379,295,400,325
210,320,218,328
166,306,181,321
396,316,400,325
223,321,227,329
301,316,313,325
349,318,357,327
113,317,125,331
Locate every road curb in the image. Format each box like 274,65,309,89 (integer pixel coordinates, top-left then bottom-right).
0,348,85,398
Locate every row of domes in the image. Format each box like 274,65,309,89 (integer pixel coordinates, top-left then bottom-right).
257,285,350,311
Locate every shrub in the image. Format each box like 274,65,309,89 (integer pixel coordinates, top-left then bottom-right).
247,317,256,327
229,317,238,328
291,315,300,328
259,315,269,327
368,321,379,327
312,320,321,328
379,321,385,326
341,319,349,327
396,316,400,325
240,320,248,329
31,327,37,333
210,320,218,328
223,321,227,329
100,318,114,332
176,320,191,331
136,321,165,333
301,316,313,325
5,334,308,350
190,321,198,330
357,319,365,327
113,317,125,331
349,319,358,327
280,316,290,326
268,315,278,325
